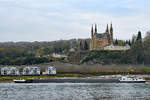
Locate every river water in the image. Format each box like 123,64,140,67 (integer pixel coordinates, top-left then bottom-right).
0,83,150,100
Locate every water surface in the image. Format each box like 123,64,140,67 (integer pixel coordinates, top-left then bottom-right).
0,83,150,100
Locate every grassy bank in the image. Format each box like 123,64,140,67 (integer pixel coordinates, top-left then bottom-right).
37,62,150,75
1,73,150,83
0,74,89,83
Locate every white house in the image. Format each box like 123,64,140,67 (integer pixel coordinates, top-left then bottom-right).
104,44,130,51
45,66,56,75
23,66,40,75
52,53,67,58
1,67,20,75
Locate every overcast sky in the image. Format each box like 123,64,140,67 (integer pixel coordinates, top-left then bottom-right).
0,0,150,42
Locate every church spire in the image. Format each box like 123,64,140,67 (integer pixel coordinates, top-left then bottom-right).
110,22,113,32
95,24,97,34
110,22,113,44
106,24,109,33
91,25,94,38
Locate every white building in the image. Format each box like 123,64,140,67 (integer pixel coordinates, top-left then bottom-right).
104,44,130,51
45,66,56,75
1,67,20,75
23,66,40,75
52,53,67,58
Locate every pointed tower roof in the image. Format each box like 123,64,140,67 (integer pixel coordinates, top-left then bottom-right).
95,24,97,33
91,25,93,33
91,24,94,38
110,22,113,31
106,24,109,33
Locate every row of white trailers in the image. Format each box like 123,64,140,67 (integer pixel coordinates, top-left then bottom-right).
0,66,56,76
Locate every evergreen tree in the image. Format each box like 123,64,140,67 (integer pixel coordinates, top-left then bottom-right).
128,40,131,46
115,39,118,45
137,31,142,41
125,40,129,44
130,31,144,64
84,40,88,50
132,34,137,44
78,40,83,50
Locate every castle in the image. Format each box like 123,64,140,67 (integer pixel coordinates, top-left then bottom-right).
90,23,114,50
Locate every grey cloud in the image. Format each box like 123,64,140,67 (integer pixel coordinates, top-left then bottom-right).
0,0,150,42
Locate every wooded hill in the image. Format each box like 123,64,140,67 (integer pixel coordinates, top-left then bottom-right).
0,31,150,65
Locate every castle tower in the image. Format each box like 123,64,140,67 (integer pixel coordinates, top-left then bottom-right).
110,23,113,44
105,24,109,33
91,25,94,39
95,24,97,34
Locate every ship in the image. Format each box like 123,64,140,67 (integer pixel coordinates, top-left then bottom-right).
13,76,146,83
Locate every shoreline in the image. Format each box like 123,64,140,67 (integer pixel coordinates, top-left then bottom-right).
1,74,150,83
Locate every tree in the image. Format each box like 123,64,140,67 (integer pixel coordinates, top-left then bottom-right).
143,31,150,64
114,39,118,45
84,40,89,50
78,40,84,50
132,34,137,44
145,31,150,40
117,40,123,46
129,31,144,64
128,40,131,46
125,40,129,44
35,50,40,57
137,31,142,41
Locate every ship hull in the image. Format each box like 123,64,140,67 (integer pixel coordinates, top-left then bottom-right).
13,78,146,83
119,81,145,83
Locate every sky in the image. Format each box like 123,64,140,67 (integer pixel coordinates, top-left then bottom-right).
0,0,150,42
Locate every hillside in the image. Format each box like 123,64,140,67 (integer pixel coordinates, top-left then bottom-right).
0,30,150,65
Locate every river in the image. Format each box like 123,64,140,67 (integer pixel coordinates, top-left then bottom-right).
0,83,150,100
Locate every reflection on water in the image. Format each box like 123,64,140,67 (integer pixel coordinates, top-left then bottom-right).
0,83,150,100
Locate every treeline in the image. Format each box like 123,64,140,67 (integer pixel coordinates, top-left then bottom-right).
0,39,90,65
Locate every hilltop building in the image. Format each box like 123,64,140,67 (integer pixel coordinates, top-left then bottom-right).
90,23,113,50
51,53,67,58
90,23,130,51
104,44,130,51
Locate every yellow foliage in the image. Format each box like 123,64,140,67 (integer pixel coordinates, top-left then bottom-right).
36,50,40,57
117,40,123,46
127,66,132,72
0,48,4,51
143,67,149,73
91,67,99,73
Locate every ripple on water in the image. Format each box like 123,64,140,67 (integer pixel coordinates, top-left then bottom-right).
0,83,150,100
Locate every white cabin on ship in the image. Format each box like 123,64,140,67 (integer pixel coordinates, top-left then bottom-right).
119,76,145,83
1,67,19,75
45,66,56,75
22,66,40,75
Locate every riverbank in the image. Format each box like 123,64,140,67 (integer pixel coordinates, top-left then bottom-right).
2,62,150,75
1,74,150,83
0,74,90,83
